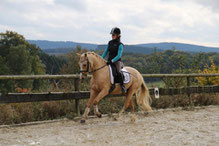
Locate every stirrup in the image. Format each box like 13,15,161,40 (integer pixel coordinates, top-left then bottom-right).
109,84,115,94
121,85,127,94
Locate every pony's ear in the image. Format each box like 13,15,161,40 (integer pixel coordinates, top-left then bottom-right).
76,53,81,57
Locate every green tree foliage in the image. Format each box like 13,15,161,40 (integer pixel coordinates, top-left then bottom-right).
58,46,88,91
7,45,32,75
0,31,46,92
38,51,67,74
1,31,219,92
60,45,85,74
121,50,218,74
121,49,219,87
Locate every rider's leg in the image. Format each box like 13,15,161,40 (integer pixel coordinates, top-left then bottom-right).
115,61,126,93
119,73,126,93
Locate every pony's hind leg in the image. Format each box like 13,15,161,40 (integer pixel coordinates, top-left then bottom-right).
130,98,135,113
114,89,136,121
118,88,136,116
129,98,137,123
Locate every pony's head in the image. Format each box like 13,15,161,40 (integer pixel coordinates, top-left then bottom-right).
77,52,90,79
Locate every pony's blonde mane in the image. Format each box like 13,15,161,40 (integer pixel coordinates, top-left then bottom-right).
84,52,107,63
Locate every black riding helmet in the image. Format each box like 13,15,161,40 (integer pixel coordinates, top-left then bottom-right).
110,27,121,35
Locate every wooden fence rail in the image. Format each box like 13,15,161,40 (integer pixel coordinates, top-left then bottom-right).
0,85,218,104
0,73,219,80
0,74,219,115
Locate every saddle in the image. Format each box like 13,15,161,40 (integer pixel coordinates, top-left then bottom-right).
108,64,130,93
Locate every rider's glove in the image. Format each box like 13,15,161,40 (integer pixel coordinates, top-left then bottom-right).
106,60,112,65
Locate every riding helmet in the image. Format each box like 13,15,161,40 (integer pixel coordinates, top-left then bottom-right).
110,27,121,35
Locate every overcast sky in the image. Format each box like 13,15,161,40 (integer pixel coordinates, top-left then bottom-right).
0,0,219,47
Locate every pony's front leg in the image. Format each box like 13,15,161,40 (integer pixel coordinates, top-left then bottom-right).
80,89,97,123
94,105,102,118
93,89,109,117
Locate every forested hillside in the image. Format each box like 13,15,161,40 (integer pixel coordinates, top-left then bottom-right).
97,45,163,54
28,40,219,54
138,42,219,53
28,40,97,50
0,31,67,92
1,31,219,92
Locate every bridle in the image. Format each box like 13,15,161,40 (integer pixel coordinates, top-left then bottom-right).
79,58,90,73
79,58,107,74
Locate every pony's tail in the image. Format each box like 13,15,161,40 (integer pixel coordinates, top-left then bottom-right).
136,81,152,111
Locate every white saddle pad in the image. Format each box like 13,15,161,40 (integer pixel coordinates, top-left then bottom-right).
109,65,131,84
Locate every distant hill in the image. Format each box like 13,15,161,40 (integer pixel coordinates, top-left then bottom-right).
28,40,219,54
43,48,75,55
138,42,219,53
42,45,160,55
28,40,97,50
97,45,162,54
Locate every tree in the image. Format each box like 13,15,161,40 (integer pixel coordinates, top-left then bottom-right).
57,46,87,91
196,58,219,85
6,45,31,75
0,31,46,92
38,51,67,74
60,45,86,74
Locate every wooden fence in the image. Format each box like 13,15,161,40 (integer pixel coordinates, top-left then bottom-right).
0,74,219,115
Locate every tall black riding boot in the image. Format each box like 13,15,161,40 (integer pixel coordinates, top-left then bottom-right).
119,73,126,93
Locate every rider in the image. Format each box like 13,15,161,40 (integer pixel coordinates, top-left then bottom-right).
101,27,126,93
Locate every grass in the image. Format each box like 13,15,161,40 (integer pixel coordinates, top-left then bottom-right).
147,81,165,88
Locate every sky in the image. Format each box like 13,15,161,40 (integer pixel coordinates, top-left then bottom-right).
0,0,219,47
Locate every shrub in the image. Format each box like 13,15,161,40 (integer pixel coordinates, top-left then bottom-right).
0,93,218,125
0,105,14,125
196,58,219,85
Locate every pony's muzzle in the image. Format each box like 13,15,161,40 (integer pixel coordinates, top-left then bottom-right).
80,73,88,80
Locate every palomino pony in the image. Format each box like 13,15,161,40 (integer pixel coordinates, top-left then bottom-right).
77,52,152,123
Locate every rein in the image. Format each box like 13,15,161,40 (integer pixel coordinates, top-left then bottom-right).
79,56,136,78
91,64,107,73
79,58,107,73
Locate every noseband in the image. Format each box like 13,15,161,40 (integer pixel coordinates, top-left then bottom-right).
79,58,90,73
79,58,107,74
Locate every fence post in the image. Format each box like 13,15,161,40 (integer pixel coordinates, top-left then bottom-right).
186,77,193,107
74,78,80,116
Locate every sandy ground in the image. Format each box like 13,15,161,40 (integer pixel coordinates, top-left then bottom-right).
0,106,218,146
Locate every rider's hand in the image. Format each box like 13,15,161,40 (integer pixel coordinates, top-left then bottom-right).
106,60,112,65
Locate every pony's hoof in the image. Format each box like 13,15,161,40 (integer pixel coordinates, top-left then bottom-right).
113,117,118,121
97,114,102,118
144,112,149,116
80,119,86,123
113,115,119,121
130,115,136,123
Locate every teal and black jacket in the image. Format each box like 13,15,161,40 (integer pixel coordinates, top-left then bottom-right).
101,39,124,63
